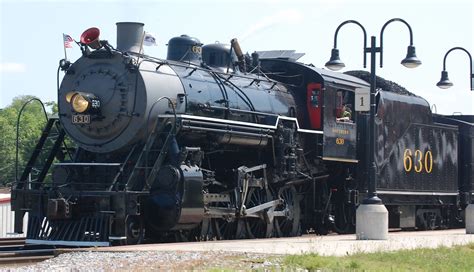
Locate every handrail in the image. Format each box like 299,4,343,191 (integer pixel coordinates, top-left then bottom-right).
144,96,178,188
15,98,48,183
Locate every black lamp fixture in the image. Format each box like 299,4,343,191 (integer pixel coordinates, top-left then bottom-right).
325,48,345,71
325,20,367,71
401,45,422,68
326,18,422,71
436,71,453,89
436,47,473,91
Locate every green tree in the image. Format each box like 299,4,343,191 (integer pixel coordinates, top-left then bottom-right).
0,96,57,187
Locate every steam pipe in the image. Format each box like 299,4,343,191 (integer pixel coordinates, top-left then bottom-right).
231,38,246,72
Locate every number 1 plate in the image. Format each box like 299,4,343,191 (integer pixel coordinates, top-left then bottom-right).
355,89,370,112
72,114,90,124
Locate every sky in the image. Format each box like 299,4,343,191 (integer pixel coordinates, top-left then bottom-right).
0,0,473,114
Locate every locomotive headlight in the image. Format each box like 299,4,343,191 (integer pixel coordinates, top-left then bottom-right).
65,91,76,103
71,94,90,113
67,91,101,113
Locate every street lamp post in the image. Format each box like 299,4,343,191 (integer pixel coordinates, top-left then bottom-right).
436,47,474,234
436,47,474,91
325,18,422,240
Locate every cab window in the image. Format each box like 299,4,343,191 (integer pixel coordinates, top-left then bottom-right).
336,89,354,123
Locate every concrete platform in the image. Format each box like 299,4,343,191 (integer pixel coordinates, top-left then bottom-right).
74,229,474,256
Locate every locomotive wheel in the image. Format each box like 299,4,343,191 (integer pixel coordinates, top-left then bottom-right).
214,217,237,240
199,218,217,241
186,219,214,241
174,230,193,242
235,219,247,239
212,198,237,240
334,202,356,234
124,215,144,245
243,188,273,239
274,185,300,237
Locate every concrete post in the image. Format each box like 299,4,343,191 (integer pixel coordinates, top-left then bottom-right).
356,204,388,240
466,204,474,234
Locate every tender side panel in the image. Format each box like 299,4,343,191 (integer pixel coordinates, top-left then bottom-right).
434,115,474,204
377,123,458,193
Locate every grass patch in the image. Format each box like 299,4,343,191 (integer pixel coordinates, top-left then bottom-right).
283,243,474,271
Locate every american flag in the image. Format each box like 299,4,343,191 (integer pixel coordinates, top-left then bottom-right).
63,34,74,48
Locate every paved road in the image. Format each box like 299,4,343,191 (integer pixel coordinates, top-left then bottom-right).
85,229,474,256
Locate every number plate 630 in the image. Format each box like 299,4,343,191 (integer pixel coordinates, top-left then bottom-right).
72,114,90,124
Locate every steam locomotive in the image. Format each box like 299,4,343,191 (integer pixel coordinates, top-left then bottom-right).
11,22,473,246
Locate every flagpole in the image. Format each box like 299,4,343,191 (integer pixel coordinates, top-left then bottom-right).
63,33,68,61
139,31,145,54
136,31,146,66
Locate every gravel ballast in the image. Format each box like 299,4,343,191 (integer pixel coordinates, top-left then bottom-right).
1,251,281,271
2,229,473,271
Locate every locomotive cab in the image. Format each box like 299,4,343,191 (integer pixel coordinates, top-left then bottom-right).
260,57,369,163
321,83,360,163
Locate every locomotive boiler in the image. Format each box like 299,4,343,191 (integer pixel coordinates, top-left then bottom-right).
59,24,295,154
10,22,473,246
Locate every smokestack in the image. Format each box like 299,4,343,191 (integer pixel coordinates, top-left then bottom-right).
116,22,145,54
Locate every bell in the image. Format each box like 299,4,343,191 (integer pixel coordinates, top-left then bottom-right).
80,27,102,49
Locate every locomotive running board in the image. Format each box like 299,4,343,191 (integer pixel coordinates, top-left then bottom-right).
322,156,359,163
377,190,458,196
158,114,324,135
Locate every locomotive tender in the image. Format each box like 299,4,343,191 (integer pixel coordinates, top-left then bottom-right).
11,22,473,246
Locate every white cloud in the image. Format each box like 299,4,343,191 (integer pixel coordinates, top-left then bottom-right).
0,63,26,73
240,9,304,41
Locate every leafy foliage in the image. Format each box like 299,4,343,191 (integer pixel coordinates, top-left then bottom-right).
0,96,58,187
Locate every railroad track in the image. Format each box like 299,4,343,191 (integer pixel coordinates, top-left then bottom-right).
0,237,25,247
0,249,55,265
0,238,56,266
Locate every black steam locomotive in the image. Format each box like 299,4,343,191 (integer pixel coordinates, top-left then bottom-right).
11,22,473,246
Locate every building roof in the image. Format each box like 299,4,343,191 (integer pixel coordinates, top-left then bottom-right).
0,193,11,204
